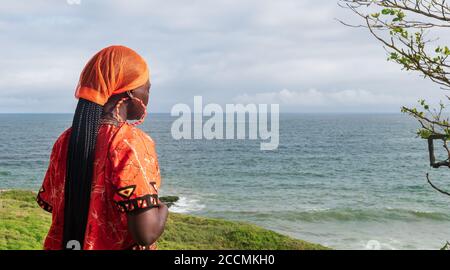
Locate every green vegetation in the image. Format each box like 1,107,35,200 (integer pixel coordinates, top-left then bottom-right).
0,190,326,250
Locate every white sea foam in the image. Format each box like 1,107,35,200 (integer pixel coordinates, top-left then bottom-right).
170,196,206,213
363,240,398,250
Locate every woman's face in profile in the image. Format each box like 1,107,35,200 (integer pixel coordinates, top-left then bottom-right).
128,80,151,120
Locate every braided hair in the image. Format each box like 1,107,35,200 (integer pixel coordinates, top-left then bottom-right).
63,98,103,249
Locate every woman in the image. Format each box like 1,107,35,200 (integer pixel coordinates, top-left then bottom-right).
36,45,168,250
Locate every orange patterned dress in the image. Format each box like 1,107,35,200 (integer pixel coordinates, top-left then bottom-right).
36,122,161,250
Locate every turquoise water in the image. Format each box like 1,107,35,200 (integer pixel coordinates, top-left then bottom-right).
1,113,450,249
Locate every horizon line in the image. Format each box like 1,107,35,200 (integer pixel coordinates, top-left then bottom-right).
0,112,407,114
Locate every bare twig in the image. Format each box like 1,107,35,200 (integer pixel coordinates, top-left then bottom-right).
426,173,450,196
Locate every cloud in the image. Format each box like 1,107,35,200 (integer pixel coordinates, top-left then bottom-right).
0,0,447,112
233,89,430,112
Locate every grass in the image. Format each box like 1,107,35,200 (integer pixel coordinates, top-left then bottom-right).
0,190,327,250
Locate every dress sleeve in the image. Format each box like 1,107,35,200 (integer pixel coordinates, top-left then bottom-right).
36,138,61,213
110,134,160,214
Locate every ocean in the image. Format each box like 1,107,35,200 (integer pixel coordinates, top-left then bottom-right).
1,113,450,250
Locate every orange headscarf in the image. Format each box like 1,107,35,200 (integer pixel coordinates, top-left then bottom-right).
75,45,150,106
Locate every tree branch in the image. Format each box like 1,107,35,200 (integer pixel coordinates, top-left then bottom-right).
426,173,450,196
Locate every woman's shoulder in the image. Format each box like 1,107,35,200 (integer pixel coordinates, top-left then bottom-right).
43,127,72,160
52,127,72,150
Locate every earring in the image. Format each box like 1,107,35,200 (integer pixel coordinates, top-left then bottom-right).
113,92,147,126
129,95,147,126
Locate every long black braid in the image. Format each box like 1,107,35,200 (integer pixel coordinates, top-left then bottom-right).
63,98,103,249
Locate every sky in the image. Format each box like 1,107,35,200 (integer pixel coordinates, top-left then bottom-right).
0,0,447,113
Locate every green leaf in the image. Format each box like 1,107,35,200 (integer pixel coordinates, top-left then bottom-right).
381,8,391,15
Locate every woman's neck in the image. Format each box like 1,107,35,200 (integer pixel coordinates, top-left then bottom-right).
101,99,128,122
